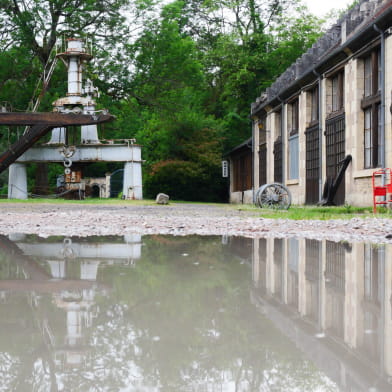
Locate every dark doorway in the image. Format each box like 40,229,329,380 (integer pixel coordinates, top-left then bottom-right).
92,185,100,198
110,169,124,198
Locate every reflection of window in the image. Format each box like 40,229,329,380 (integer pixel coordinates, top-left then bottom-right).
331,72,344,112
362,49,381,169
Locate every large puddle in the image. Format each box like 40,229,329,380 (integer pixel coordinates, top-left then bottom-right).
0,234,391,391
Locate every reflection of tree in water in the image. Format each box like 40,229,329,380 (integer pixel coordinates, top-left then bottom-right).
0,291,62,392
74,236,335,391
0,235,337,391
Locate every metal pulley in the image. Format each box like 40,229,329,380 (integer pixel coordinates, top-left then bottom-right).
63,158,72,168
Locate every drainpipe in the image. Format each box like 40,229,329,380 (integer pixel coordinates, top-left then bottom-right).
252,118,255,203
313,70,323,201
278,96,286,184
373,24,386,182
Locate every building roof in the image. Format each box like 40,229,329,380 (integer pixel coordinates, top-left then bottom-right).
251,0,392,116
225,137,252,157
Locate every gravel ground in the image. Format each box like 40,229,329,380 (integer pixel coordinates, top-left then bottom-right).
0,202,391,243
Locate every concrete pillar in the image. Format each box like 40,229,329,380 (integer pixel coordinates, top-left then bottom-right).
80,260,100,280
384,244,392,377
67,39,84,95
282,239,288,304
8,233,26,241
123,161,143,200
124,234,142,243
48,260,66,279
298,238,306,317
252,238,260,287
8,163,27,199
320,240,327,331
253,119,260,192
66,309,82,345
266,238,274,295
105,173,111,198
81,105,99,143
81,124,99,144
385,35,392,169
282,103,288,185
345,242,358,348
48,127,66,144
266,112,274,184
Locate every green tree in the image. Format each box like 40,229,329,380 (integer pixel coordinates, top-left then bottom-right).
0,0,133,65
120,3,227,200
195,0,323,149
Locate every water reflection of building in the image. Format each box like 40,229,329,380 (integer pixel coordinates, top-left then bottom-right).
250,237,392,391
0,234,142,371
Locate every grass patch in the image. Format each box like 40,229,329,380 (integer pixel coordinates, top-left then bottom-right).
236,204,382,220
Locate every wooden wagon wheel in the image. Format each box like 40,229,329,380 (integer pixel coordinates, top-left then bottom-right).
255,183,292,210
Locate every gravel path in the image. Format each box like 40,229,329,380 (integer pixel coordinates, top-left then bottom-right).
0,202,391,243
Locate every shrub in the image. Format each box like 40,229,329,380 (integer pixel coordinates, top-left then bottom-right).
145,159,227,202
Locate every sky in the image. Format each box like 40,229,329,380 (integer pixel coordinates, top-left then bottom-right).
303,0,354,17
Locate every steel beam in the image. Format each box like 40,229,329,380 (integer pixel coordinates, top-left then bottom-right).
17,144,142,163
0,112,114,126
0,112,115,174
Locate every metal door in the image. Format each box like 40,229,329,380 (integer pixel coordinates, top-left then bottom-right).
325,114,346,205
305,124,320,204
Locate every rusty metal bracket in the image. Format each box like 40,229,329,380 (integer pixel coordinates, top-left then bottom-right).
0,112,114,174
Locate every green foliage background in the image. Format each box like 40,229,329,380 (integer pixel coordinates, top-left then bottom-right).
0,0,328,200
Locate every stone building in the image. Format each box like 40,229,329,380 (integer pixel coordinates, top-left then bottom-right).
230,0,392,206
